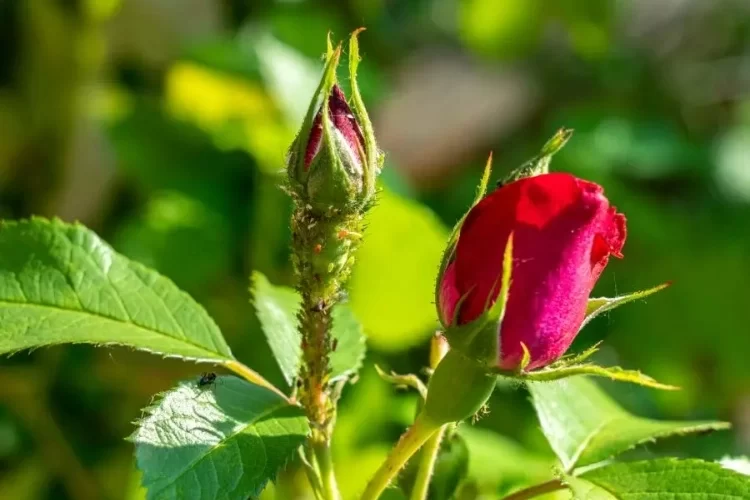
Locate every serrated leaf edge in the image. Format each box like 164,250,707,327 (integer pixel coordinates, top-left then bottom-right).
0,217,234,361
567,417,731,472
131,377,308,498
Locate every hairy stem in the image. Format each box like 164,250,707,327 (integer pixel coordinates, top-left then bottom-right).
299,293,334,431
291,206,361,500
409,425,447,500
500,479,567,500
361,415,440,500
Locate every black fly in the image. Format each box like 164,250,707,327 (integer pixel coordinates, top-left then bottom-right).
197,372,217,388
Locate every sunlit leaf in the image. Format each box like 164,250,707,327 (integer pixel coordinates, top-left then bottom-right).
529,376,729,471
132,376,308,500
567,458,750,499
720,456,750,476
0,218,233,362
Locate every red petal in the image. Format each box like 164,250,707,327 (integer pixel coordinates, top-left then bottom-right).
451,172,627,370
304,85,365,170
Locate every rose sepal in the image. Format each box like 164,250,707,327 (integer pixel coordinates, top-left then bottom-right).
374,365,428,400
496,358,679,390
287,41,341,194
582,282,671,330
499,127,573,186
434,153,494,325
442,234,513,368
348,28,381,206
490,282,677,390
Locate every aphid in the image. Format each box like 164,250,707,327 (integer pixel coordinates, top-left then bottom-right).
311,300,326,313
197,372,217,388
331,338,339,352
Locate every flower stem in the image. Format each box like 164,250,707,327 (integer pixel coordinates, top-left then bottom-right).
361,415,440,500
299,447,325,500
409,335,450,500
499,479,567,500
409,424,447,500
291,207,359,500
313,440,342,500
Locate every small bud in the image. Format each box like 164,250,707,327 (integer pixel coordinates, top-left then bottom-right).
287,31,380,215
304,85,367,211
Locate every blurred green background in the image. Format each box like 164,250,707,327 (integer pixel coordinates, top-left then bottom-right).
1,0,749,498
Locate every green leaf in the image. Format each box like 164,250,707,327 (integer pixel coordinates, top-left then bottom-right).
582,283,670,331
459,426,556,491
528,376,729,471
720,456,750,476
568,458,750,499
329,304,367,383
0,218,232,362
251,272,366,387
133,376,308,500
251,272,301,387
566,475,617,499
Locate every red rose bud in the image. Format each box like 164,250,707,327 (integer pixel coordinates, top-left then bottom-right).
438,173,626,371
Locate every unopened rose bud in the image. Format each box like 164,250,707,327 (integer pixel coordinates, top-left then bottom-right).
287,32,380,216
303,85,367,210
437,172,626,371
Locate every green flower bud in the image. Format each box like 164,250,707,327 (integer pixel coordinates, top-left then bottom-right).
287,31,380,216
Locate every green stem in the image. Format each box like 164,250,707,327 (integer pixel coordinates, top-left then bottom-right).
300,446,325,500
409,424,447,500
499,479,567,500
361,415,440,500
313,440,341,500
